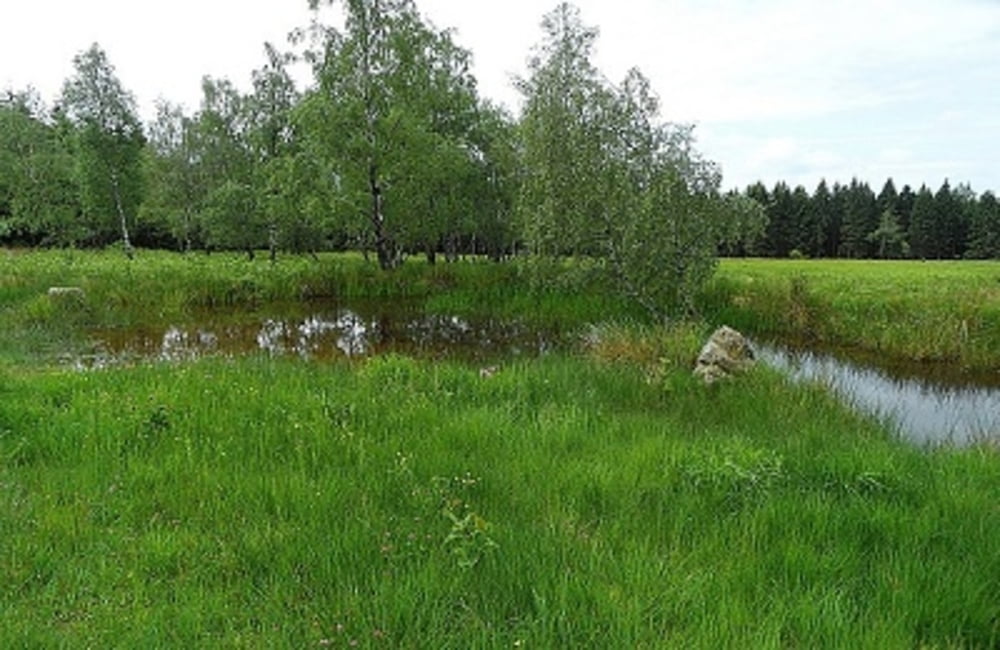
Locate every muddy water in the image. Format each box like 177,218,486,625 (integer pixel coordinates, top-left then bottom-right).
84,300,565,366
81,302,1000,445
755,341,1000,446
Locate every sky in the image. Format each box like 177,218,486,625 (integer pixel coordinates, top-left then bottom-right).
2,0,998,193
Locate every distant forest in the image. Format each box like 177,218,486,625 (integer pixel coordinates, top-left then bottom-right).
733,178,1000,260
2,2,998,265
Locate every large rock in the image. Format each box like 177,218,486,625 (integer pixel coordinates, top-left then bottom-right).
694,326,755,384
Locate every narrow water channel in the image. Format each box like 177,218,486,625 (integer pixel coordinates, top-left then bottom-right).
755,341,1000,446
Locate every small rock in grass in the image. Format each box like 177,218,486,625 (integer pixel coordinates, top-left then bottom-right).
693,326,755,385
47,286,85,298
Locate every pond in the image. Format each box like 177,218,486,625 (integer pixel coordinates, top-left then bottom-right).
755,340,1000,446
79,302,1000,446
82,300,566,367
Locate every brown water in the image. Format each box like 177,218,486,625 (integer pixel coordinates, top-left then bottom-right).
79,302,1000,446
83,300,565,367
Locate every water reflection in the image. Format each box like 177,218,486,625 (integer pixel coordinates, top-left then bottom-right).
756,341,1000,446
87,304,561,367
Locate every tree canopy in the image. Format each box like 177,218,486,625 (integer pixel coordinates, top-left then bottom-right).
1,1,998,316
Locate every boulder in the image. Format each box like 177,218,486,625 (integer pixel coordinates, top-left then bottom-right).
694,326,755,384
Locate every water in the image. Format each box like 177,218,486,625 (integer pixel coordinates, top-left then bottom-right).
756,341,1000,446
79,302,1000,445
82,301,563,367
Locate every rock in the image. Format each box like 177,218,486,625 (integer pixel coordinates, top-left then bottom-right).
694,326,755,385
47,286,85,298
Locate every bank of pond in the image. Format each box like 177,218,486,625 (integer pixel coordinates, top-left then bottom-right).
1,251,998,646
56,297,996,447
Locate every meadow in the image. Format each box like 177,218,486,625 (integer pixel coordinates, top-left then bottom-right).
706,258,1000,373
1,250,998,647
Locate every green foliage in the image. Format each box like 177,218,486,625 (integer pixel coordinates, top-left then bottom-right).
517,5,764,320
867,209,910,259
966,191,1000,259
141,101,204,250
0,89,79,245
60,44,145,256
300,0,484,269
0,352,997,646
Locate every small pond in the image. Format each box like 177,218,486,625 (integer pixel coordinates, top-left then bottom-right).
82,300,566,367
78,302,1000,446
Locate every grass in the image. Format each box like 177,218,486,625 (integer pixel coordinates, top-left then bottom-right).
0,249,635,365
2,250,999,646
2,354,998,647
705,258,1000,372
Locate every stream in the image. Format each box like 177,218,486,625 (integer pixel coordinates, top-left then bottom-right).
754,341,1000,446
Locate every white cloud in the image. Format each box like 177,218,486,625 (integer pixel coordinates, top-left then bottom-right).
2,0,998,191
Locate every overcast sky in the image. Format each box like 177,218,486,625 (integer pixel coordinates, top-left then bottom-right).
2,0,998,193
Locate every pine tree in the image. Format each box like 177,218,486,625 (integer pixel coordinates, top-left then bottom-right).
839,179,877,258
908,185,937,259
966,191,1000,259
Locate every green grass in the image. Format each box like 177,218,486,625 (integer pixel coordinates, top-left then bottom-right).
706,258,1000,372
2,250,999,646
1,355,998,647
0,249,634,365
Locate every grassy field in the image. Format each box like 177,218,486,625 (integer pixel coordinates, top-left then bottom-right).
0,249,634,365
706,258,1000,372
1,250,999,647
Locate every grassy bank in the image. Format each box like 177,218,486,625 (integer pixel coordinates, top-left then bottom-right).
3,250,999,646
706,258,1000,372
0,249,635,365
2,354,998,647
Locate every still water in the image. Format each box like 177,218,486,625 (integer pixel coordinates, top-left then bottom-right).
84,301,563,366
755,341,1000,446
80,302,1000,446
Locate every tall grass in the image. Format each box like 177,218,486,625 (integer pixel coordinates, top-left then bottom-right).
704,258,1000,372
1,355,997,647
0,249,635,365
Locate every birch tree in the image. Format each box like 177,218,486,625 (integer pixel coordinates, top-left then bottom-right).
518,3,764,318
60,43,144,258
301,0,480,269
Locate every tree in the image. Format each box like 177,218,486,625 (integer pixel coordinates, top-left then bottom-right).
141,101,204,251
247,43,302,261
759,181,796,257
803,179,833,258
301,0,481,269
896,183,916,235
839,179,877,258
516,2,607,258
934,180,965,259
464,102,520,261
517,4,764,318
867,208,909,259
966,191,1000,259
193,76,263,257
0,88,79,245
908,185,937,259
60,43,144,257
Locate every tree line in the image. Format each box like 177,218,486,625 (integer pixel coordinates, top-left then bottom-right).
736,178,1000,260
2,1,994,318
1,1,771,319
